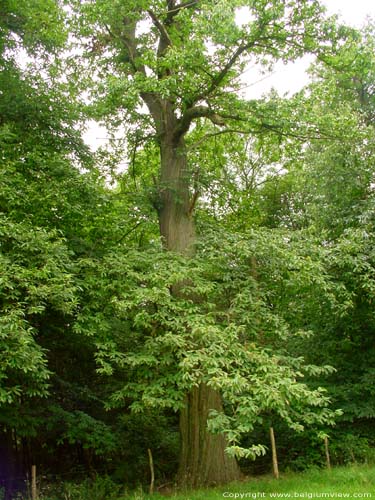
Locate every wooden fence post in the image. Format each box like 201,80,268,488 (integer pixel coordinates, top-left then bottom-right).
324,436,331,470
31,465,37,500
269,427,279,479
148,448,155,495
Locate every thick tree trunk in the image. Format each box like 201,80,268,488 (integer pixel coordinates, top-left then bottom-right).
178,385,241,487
158,137,241,487
158,138,195,255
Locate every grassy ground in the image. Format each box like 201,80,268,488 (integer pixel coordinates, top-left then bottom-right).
126,465,375,500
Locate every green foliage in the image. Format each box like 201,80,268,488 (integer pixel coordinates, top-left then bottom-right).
2,0,375,489
68,0,343,159
0,0,133,469
47,407,118,456
300,227,375,424
39,476,123,500
0,0,66,59
111,412,179,485
75,228,343,458
239,25,375,472
330,433,375,466
0,215,76,405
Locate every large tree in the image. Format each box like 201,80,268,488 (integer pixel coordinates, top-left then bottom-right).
71,0,342,486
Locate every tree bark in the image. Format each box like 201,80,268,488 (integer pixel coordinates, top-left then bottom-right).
158,136,241,487
158,137,195,255
177,385,241,487
269,427,279,480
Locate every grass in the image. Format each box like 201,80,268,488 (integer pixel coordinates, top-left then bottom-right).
126,465,375,500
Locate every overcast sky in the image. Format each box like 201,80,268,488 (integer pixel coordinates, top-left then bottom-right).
322,0,375,25
244,0,375,98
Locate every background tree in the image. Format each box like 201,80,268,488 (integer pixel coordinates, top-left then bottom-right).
236,24,375,469
0,1,134,494
293,26,375,464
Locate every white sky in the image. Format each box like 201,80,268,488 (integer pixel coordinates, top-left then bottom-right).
84,0,375,149
243,0,375,99
322,0,375,24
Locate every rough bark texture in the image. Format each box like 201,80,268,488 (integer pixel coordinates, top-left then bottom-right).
158,137,195,255
158,137,241,487
177,385,241,487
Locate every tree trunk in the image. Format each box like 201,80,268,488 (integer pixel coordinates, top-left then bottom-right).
158,137,195,255
178,385,241,487
158,137,241,487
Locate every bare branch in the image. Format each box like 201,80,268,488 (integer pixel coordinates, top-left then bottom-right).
175,105,227,138
188,129,251,150
188,190,200,216
174,103,254,140
166,0,200,23
115,222,144,245
106,18,164,130
147,9,172,48
188,42,256,106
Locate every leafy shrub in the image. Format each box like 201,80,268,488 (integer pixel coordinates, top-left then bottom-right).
38,476,123,500
330,433,375,465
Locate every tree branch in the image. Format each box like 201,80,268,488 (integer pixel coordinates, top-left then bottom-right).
147,9,173,81
115,222,145,245
174,105,227,138
166,0,200,24
188,190,200,216
187,128,251,150
104,19,164,128
147,9,172,49
189,42,256,106
174,102,257,140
